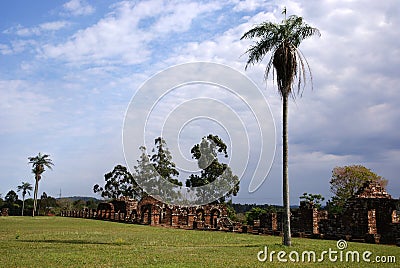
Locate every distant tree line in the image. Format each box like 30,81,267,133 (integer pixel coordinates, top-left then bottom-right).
0,188,101,216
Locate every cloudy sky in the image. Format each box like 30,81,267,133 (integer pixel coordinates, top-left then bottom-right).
1,0,399,205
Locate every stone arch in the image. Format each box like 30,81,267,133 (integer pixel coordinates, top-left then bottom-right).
179,207,189,226
141,204,152,225
130,209,138,223
160,206,172,225
210,208,221,228
196,208,205,221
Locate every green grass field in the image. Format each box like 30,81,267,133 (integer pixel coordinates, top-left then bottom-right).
0,216,398,267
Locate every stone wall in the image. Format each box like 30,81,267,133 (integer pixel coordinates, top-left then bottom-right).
61,195,230,231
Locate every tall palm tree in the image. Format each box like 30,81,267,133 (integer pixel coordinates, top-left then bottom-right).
17,182,33,216
241,8,320,246
28,153,54,216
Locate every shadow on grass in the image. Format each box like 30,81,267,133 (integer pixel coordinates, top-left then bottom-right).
18,239,127,246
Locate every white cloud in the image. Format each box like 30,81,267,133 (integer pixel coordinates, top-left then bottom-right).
63,0,95,16
0,80,54,134
233,0,271,12
5,21,70,37
41,0,223,66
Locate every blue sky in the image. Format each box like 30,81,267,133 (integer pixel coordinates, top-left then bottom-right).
1,0,399,205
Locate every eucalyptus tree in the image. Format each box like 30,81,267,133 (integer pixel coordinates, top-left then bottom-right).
93,164,141,200
186,134,239,204
17,182,33,216
241,8,320,246
28,153,54,217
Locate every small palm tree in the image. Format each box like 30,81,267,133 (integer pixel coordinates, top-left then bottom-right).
17,182,33,216
241,8,320,246
28,153,54,216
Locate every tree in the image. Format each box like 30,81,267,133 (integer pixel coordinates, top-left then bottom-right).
151,137,181,186
299,192,325,209
28,152,54,217
245,207,267,225
150,137,182,202
329,165,387,211
241,8,320,246
5,190,18,204
132,146,159,200
4,190,20,215
93,164,141,200
186,134,239,204
17,182,33,216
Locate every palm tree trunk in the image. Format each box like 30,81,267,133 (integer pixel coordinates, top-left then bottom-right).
33,177,39,217
282,94,292,246
22,195,25,216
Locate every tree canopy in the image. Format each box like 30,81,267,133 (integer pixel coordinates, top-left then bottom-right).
93,164,141,200
186,134,239,204
329,165,387,210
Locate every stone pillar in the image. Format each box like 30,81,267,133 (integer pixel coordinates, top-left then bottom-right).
151,211,160,226
171,213,179,227
271,213,277,231
205,213,211,226
368,209,377,234
313,208,319,234
188,213,195,227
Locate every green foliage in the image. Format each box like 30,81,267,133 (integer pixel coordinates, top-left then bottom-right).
245,207,267,225
241,11,320,98
186,134,239,203
28,152,54,217
132,146,157,198
329,165,387,210
149,137,182,202
28,153,54,181
5,190,18,204
93,164,141,200
299,192,325,209
151,137,181,186
17,182,33,216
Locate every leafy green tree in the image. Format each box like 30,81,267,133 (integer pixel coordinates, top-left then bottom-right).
17,182,33,216
151,137,181,186
299,192,325,209
28,153,54,216
245,207,267,225
38,192,58,215
132,146,157,198
241,8,320,246
5,190,18,204
4,190,20,215
150,137,183,203
93,165,141,200
329,165,387,210
186,134,239,204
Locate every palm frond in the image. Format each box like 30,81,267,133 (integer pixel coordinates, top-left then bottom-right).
241,12,320,99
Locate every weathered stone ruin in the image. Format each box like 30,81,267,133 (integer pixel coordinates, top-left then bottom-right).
319,181,400,244
62,195,236,231
61,181,399,244
251,181,400,244
1,208,9,216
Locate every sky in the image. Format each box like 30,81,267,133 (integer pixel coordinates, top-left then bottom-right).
1,0,399,205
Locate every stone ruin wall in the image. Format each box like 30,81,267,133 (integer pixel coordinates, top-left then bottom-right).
60,181,400,245
61,195,237,231
250,181,400,245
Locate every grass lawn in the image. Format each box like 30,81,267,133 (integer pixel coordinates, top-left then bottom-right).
0,216,398,267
